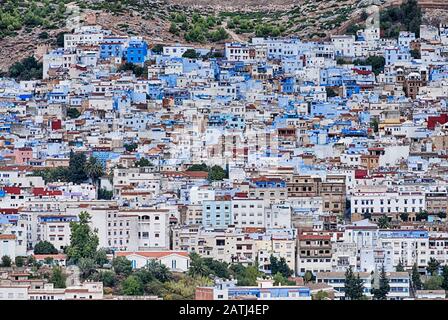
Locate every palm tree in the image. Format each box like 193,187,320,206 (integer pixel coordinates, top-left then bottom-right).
146,260,172,282
188,252,210,277
377,215,391,229
85,157,104,194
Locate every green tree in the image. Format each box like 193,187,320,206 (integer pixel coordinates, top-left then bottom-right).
173,13,187,24
1,255,12,267
85,156,104,187
152,44,163,54
304,270,314,283
67,108,81,119
134,268,155,286
326,87,338,98
98,188,113,200
56,32,66,47
345,24,362,35
377,215,391,229
410,49,421,59
205,50,224,59
370,117,379,133
50,266,67,288
353,56,385,75
182,49,199,59
66,211,99,264
411,263,423,291
372,266,390,300
424,276,443,290
337,58,350,65
396,259,405,272
270,255,293,278
255,24,282,37
229,264,260,286
124,143,138,152
400,212,409,222
314,290,329,300
188,252,211,277
68,150,88,184
380,0,422,38
38,31,49,39
184,25,206,43
360,10,369,21
135,158,152,167
273,272,289,286
27,255,37,267
146,260,172,283
344,266,365,300
441,265,448,291
209,27,228,42
437,211,447,219
78,257,96,280
203,258,230,279
163,275,212,299
112,256,133,277
15,256,25,267
99,270,117,287
94,248,109,266
121,275,143,295
187,163,208,171
34,240,58,254
118,62,145,77
7,56,43,80
427,258,441,276
416,210,429,221
169,22,179,35
208,165,227,181
32,167,69,183
145,279,167,296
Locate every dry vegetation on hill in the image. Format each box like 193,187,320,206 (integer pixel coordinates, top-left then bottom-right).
0,0,444,72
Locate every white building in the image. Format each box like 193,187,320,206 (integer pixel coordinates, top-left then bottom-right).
0,234,16,260
316,271,410,300
351,188,425,216
189,186,215,205
116,251,190,272
225,43,253,62
163,45,194,58
232,198,266,228
331,35,355,58
64,25,108,50
378,229,429,269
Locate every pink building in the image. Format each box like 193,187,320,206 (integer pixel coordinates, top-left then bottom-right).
14,147,33,165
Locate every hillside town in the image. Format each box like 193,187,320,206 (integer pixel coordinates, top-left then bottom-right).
1,10,448,301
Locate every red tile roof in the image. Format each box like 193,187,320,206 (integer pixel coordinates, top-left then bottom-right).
2,186,21,195
0,208,19,214
32,188,63,196
0,234,16,240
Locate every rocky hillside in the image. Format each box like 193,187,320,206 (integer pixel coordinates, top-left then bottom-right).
0,0,441,72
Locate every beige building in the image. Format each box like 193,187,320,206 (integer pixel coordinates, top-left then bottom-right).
172,227,257,266
256,238,296,274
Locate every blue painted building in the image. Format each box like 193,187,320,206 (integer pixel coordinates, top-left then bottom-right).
202,199,232,228
125,39,148,64
92,151,120,169
227,285,311,300
100,37,127,60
